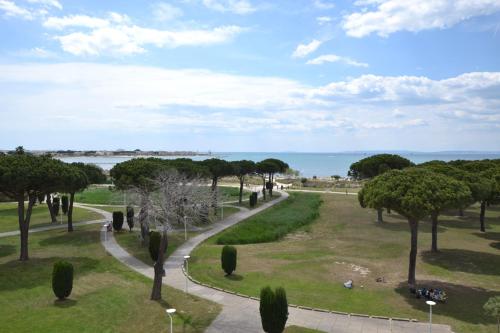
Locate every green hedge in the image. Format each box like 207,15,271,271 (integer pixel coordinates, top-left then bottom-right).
52,261,74,300
216,193,322,245
112,211,124,231
221,245,237,275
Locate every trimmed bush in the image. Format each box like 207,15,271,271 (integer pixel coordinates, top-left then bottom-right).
52,261,74,300
249,192,258,207
259,286,288,333
53,197,60,216
112,211,124,231
221,245,237,275
126,206,134,231
266,181,273,190
148,231,167,262
61,195,69,215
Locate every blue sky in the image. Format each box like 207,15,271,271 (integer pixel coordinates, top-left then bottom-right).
0,0,499,152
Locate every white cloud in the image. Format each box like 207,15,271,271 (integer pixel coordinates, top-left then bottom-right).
202,0,256,14
26,0,62,10
17,47,58,58
313,0,335,10
292,39,322,58
44,13,244,56
307,54,369,67
152,2,183,21
316,16,332,25
0,0,34,20
343,0,500,37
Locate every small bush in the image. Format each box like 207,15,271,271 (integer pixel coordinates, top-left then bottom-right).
52,261,74,300
112,211,124,231
148,231,167,262
221,245,237,275
259,286,288,333
126,206,134,231
249,192,258,207
53,197,60,216
61,195,69,215
266,181,273,190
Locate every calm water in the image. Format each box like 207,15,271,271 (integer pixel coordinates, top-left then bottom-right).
59,152,500,177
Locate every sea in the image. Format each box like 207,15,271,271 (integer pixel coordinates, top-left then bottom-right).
58,152,500,178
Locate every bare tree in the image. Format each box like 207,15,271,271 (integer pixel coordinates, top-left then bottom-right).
132,170,214,300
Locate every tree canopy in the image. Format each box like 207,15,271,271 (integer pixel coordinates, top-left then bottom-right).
348,154,413,180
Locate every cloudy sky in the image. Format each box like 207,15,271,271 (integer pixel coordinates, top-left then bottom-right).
0,0,499,152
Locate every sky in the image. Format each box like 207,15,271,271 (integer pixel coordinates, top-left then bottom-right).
0,0,500,152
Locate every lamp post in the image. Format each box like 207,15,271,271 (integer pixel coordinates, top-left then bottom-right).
426,300,436,333
184,255,190,292
183,215,187,241
166,308,176,333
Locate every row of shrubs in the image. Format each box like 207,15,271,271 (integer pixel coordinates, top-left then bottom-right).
112,206,135,231
220,245,288,333
216,193,322,245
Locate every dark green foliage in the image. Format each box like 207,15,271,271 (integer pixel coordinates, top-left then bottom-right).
71,162,107,184
37,193,45,204
266,181,273,190
217,193,322,244
249,192,258,207
52,261,74,300
126,206,134,231
259,286,289,333
53,197,60,216
221,245,237,275
148,231,166,262
112,211,124,231
61,195,69,215
348,154,413,179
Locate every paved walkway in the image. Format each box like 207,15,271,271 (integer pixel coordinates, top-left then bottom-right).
99,192,452,333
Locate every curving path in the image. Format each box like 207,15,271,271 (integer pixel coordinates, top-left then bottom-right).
99,192,452,333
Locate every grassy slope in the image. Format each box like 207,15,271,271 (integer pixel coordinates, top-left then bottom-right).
216,192,321,244
0,203,102,233
189,193,500,333
0,224,220,333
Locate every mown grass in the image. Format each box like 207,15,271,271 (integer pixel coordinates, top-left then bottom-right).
284,326,325,333
190,193,500,333
0,224,220,333
216,192,322,245
0,203,102,233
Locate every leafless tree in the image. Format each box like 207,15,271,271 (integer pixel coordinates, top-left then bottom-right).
131,170,214,300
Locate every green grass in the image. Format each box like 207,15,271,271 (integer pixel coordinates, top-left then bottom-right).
284,326,325,333
0,224,220,333
0,203,102,233
74,186,125,205
216,192,322,244
190,193,500,333
84,205,129,214
115,230,199,265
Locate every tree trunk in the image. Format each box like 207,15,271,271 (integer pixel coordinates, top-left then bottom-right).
18,194,36,261
268,173,273,197
458,208,464,217
138,206,150,246
377,208,383,223
431,211,439,252
212,178,218,216
46,193,57,223
67,192,75,232
238,177,244,204
407,219,419,289
262,177,266,200
480,200,486,232
387,208,391,214
150,231,168,300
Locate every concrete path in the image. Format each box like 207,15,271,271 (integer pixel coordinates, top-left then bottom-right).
100,192,452,333
0,204,108,238
285,189,358,196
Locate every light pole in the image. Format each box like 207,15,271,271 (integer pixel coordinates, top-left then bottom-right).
426,300,436,333
183,215,187,241
184,255,190,292
166,308,176,333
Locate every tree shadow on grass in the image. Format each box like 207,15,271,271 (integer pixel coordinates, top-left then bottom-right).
38,230,98,247
0,244,16,258
225,274,243,281
421,249,500,276
375,219,445,234
475,232,500,241
395,280,500,325
490,242,500,250
0,256,99,292
53,299,77,308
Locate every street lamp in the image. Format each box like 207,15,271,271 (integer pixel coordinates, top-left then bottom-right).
426,300,436,333
183,255,190,292
166,308,176,333
183,215,188,241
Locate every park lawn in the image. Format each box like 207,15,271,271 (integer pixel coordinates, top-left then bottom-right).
189,193,500,333
115,230,200,265
75,186,249,205
0,203,102,233
0,224,220,333
216,192,321,244
84,205,129,214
